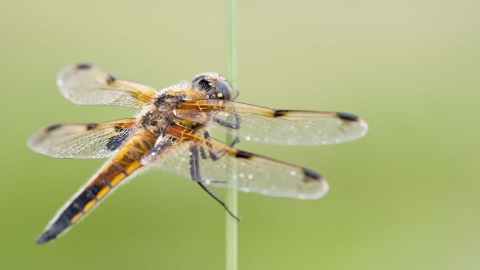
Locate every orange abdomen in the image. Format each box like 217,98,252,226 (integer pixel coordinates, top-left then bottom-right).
36,129,156,244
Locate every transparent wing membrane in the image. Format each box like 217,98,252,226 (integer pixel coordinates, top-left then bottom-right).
175,100,368,145
142,126,329,200
27,119,137,159
57,63,156,108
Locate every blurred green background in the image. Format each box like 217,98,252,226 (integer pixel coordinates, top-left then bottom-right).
1,0,479,269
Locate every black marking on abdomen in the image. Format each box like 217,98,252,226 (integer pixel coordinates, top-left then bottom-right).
46,123,62,132
78,185,101,204
60,184,101,220
337,112,358,121
302,168,321,181
77,63,92,69
36,184,102,244
235,150,253,159
273,110,290,117
36,216,69,244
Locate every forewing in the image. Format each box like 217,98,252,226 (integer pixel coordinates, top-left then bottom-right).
27,119,137,159
142,126,329,200
57,63,157,108
175,100,368,145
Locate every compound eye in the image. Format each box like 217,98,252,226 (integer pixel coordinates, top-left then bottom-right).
192,73,206,83
192,73,213,91
198,79,211,90
216,80,232,100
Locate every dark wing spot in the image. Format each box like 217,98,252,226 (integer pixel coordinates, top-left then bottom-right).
106,134,127,151
235,150,253,159
302,168,321,182
337,112,358,122
273,110,290,117
86,124,97,131
77,63,92,69
106,75,116,84
46,123,62,132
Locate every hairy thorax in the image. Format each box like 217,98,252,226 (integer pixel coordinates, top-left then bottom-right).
137,86,209,138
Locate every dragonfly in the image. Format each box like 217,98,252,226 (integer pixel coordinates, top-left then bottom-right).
28,63,368,244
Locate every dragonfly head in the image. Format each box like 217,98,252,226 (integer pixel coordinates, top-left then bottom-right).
192,72,232,101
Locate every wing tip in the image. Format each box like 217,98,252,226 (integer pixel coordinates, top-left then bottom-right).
57,62,92,77
26,125,57,156
301,168,329,200
26,131,42,153
337,112,369,139
302,167,322,180
56,62,97,91
357,117,369,137
312,177,329,199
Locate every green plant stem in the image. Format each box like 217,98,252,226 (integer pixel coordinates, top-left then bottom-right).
226,0,238,270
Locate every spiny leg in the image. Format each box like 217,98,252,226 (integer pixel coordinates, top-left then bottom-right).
199,145,208,159
189,143,201,180
202,130,239,161
213,114,240,129
189,143,240,221
197,182,240,221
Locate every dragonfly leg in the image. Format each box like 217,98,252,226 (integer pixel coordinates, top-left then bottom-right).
199,145,208,159
213,114,240,129
197,182,241,221
189,143,241,221
231,90,240,101
213,114,241,147
202,131,239,161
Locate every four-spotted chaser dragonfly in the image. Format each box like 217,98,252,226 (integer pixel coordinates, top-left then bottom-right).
28,63,368,244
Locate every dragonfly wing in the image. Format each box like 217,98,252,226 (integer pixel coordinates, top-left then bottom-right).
142,125,328,200
57,63,157,108
27,118,137,159
175,100,368,145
